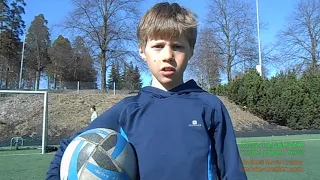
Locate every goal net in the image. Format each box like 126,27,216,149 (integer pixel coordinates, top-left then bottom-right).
0,90,48,154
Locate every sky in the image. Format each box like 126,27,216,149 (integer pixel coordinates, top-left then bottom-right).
21,0,300,88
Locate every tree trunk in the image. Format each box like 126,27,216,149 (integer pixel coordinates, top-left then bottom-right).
16,72,20,89
35,71,40,91
59,78,62,89
47,75,50,89
0,65,3,88
100,51,107,90
227,58,232,83
311,40,317,74
53,73,57,89
4,66,8,89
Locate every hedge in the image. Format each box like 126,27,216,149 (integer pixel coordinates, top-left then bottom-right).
210,69,320,130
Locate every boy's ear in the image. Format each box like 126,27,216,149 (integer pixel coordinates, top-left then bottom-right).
138,44,146,61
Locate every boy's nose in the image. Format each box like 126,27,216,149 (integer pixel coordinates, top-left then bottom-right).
162,47,174,61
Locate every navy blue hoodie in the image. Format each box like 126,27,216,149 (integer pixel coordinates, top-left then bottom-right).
46,80,247,180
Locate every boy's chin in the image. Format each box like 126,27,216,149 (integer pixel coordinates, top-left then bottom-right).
159,77,182,86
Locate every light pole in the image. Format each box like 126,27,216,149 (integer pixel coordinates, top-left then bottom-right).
256,0,262,76
19,33,26,89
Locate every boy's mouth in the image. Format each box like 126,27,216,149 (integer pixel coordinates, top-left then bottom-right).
161,66,175,71
160,66,176,76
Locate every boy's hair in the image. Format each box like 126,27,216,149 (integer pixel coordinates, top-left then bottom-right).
91,105,96,111
137,2,198,51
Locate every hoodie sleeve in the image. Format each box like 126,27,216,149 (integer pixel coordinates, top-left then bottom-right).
45,99,129,180
212,101,247,180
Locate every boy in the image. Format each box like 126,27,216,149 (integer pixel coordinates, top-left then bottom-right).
46,2,247,180
90,105,98,122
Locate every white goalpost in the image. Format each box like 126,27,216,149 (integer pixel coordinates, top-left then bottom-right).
0,90,48,154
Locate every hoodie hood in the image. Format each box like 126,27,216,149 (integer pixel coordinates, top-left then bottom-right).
140,79,205,98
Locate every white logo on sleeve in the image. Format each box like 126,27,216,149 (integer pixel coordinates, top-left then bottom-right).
189,120,201,127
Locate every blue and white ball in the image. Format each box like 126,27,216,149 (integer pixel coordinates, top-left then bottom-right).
60,128,138,180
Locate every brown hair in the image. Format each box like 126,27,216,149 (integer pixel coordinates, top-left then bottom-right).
91,105,96,111
137,2,198,51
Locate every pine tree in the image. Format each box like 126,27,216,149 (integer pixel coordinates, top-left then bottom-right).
71,36,97,89
24,14,50,90
107,63,121,90
119,62,142,90
119,62,127,90
0,0,26,89
107,63,116,89
126,62,135,91
8,0,26,38
48,35,73,89
133,66,142,90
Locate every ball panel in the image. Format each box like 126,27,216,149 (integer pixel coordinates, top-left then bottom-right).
79,164,102,180
91,147,119,172
79,155,102,179
99,133,117,152
78,133,104,144
77,142,96,172
106,146,115,158
85,162,130,180
60,140,82,179
111,133,128,159
78,128,109,139
115,144,138,180
68,139,85,180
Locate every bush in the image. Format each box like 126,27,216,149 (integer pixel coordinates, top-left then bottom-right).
299,72,320,129
210,84,228,96
227,76,246,105
209,69,320,130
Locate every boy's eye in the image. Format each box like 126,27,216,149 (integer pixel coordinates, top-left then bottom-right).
174,45,184,49
153,45,164,49
152,44,184,51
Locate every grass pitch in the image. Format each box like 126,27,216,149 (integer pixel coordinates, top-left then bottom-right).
0,134,319,180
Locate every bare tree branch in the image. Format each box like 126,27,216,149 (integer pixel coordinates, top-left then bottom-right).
275,0,320,74
58,0,143,90
206,0,259,82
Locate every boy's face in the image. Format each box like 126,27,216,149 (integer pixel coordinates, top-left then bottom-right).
139,35,192,90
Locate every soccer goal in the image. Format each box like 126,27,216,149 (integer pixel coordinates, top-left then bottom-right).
0,90,48,154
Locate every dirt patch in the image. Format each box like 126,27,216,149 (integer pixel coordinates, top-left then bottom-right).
0,92,130,145
217,96,290,132
0,92,295,145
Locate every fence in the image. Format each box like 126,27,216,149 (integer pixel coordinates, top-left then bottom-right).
1,80,141,95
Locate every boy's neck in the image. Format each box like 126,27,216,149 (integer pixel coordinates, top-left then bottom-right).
151,77,184,91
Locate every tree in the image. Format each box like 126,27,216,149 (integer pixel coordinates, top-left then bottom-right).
0,0,10,31
6,0,25,38
122,61,134,90
189,27,221,90
107,63,121,90
120,62,127,89
206,0,259,83
61,0,142,90
0,0,26,89
133,65,142,90
48,35,73,89
24,14,50,90
121,61,142,91
276,0,320,75
70,36,97,89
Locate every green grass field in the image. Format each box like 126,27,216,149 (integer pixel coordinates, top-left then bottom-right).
237,134,320,180
0,134,319,180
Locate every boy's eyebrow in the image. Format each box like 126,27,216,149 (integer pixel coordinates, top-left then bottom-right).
150,40,184,44
150,40,166,43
